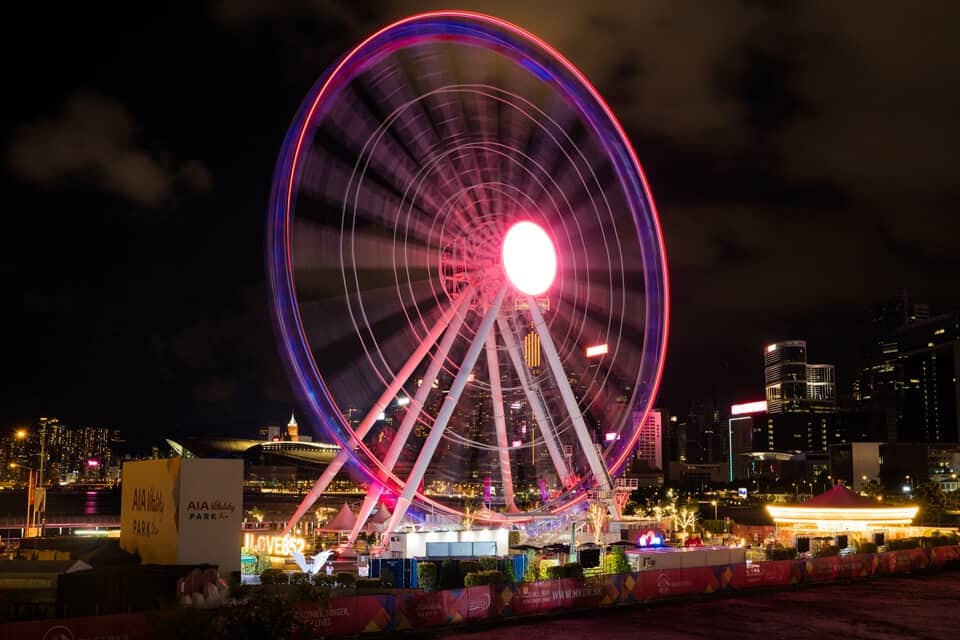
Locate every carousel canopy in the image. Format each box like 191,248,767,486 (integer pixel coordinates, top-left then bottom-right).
766,484,917,530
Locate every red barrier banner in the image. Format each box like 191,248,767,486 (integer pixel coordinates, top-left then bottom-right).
634,567,702,601
395,590,448,629
442,585,494,623
734,560,800,589
296,595,392,636
804,556,838,583
0,613,148,640
928,545,960,567
839,553,878,579
699,564,736,593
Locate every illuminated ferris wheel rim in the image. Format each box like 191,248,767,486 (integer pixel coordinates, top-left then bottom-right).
267,10,670,526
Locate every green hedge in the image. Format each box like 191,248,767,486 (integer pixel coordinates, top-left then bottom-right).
886,538,920,551
854,541,878,554
259,568,288,585
924,533,960,547
765,546,797,561
417,562,438,591
813,544,840,558
464,570,505,586
356,578,383,589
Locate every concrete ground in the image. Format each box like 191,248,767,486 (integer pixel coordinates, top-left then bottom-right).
432,572,960,639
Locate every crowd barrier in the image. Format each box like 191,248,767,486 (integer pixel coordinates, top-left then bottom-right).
4,545,959,639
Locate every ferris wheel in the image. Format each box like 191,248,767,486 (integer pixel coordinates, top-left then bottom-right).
268,11,669,541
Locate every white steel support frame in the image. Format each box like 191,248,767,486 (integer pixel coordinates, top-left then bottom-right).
383,284,508,537
283,287,475,534
496,313,574,489
346,294,473,544
485,329,517,512
526,295,614,497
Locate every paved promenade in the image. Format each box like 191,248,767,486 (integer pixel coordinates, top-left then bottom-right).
433,572,960,639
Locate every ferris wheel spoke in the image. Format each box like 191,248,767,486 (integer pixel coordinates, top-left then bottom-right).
346,288,473,543
384,283,507,535
283,288,474,533
485,328,517,511
526,295,614,495
496,312,574,489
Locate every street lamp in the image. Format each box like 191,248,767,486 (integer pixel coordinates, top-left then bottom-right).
710,500,718,520
9,462,36,538
13,426,47,538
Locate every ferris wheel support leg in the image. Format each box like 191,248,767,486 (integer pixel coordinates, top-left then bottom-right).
496,313,574,489
485,329,517,512
346,294,473,544
384,284,508,537
283,289,474,535
526,295,614,497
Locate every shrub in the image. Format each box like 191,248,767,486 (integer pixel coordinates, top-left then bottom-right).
259,568,288,585
312,574,337,587
602,546,631,575
563,562,584,579
886,538,921,551
439,559,460,589
336,572,355,588
814,544,840,558
479,557,499,571
923,533,960,548
765,546,797,561
702,519,726,534
356,578,383,589
289,572,309,585
464,570,505,586
546,565,564,579
854,541,878,554
522,558,540,583
460,560,482,577
418,562,438,591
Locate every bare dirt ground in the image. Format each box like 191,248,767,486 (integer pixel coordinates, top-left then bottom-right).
430,572,960,639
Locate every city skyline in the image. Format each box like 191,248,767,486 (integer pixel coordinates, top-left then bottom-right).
3,3,959,446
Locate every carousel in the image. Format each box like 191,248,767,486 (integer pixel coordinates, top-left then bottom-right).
766,484,918,548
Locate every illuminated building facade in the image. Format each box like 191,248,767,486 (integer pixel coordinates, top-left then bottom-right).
898,311,960,444
633,409,662,471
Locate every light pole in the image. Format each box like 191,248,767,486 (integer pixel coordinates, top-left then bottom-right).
711,500,718,521
9,463,36,538
14,426,47,538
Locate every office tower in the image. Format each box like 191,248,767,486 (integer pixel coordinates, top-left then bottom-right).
764,341,808,414
899,311,960,443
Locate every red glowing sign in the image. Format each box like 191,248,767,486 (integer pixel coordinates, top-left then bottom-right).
730,400,767,416
87,459,99,467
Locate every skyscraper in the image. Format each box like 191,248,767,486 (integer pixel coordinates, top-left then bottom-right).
634,409,663,471
899,311,960,443
765,341,837,414
765,341,808,414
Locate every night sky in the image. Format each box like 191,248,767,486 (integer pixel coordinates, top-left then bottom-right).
4,1,959,451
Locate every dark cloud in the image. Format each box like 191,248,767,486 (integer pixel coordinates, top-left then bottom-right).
2,1,958,441
5,92,212,207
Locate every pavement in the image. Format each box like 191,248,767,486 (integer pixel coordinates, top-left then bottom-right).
427,572,960,639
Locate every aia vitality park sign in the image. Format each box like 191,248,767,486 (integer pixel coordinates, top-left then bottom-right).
120,458,242,574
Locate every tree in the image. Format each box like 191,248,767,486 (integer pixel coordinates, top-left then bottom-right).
674,505,699,542
914,482,947,526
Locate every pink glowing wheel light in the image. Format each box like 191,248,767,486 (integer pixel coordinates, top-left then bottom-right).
502,221,557,296
268,12,669,537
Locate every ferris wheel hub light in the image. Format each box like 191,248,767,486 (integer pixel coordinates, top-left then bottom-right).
502,221,557,295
